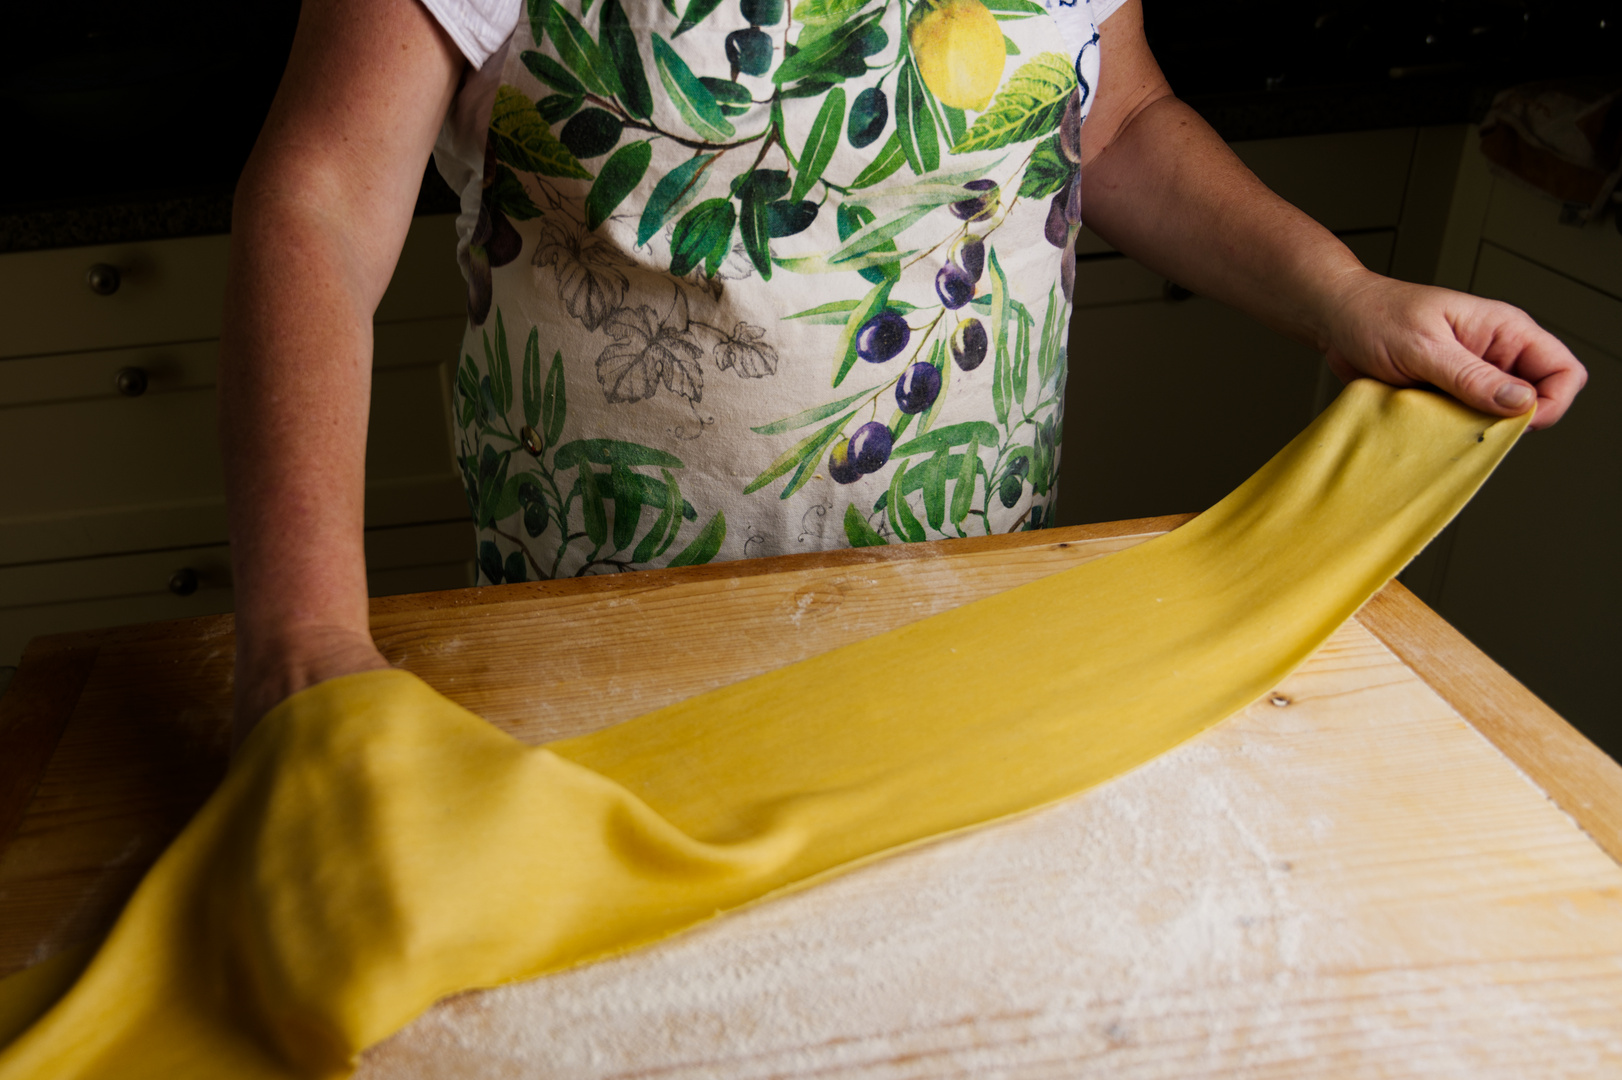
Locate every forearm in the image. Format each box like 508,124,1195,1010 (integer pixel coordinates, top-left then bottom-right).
215,0,463,727
219,188,379,661
1079,94,1368,352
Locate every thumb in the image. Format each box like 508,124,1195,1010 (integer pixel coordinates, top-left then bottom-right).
1418,339,1536,419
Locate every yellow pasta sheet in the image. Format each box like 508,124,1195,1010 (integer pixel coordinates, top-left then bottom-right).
0,382,1528,1078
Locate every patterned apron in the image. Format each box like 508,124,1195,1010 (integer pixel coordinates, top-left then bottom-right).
437,0,1101,582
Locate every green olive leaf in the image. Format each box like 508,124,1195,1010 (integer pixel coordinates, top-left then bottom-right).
848,130,906,188
674,0,727,37
982,0,1045,15
738,181,773,281
774,11,882,85
585,140,652,230
521,327,543,429
541,349,567,445
521,50,585,95
599,0,654,119
669,198,736,278
545,4,623,98
742,408,857,495
638,154,716,246
791,87,845,202
950,436,978,525
832,276,893,387
609,462,642,551
577,465,608,547
651,35,736,142
665,510,726,566
895,61,939,174
843,503,888,546
893,420,1000,456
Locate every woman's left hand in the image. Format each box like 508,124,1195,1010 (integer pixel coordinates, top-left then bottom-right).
1320,272,1588,430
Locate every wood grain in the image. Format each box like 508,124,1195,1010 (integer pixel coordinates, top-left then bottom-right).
0,520,1184,977
1358,580,1622,865
0,638,98,854
2,507,1617,1080
360,619,1622,1079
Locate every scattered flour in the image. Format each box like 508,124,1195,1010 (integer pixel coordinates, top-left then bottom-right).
357,628,1622,1078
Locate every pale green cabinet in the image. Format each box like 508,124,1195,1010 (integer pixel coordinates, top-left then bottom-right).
0,215,476,667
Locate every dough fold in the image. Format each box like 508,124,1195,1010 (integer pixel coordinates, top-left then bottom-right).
0,382,1529,1078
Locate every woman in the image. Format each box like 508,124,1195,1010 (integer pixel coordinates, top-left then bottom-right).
218,0,1586,736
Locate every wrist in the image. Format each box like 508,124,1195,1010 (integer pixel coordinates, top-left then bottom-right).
233,620,389,737
1301,263,1384,356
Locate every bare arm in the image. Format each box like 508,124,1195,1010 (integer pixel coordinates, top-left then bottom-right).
1075,1,1586,429
219,0,464,741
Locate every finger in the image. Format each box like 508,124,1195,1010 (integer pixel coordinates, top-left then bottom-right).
1525,361,1588,429
1480,324,1588,429
1413,338,1537,419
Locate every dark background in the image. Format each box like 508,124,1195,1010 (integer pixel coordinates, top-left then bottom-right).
0,0,1616,241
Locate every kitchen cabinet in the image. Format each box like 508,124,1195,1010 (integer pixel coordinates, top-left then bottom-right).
1055,127,1422,525
0,215,474,667
1406,169,1622,759
1053,126,1619,758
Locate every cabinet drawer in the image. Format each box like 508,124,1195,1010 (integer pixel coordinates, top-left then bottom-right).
0,317,464,409
0,320,467,564
1480,179,1622,302
1072,230,1395,308
0,215,463,360
1077,128,1415,256
1472,244,1622,356
0,521,476,666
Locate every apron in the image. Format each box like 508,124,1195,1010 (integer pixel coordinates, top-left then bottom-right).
437,0,1102,582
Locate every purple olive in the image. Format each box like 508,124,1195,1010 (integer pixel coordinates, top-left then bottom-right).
935,263,975,309
1059,88,1084,165
848,421,893,474
856,310,911,363
949,234,985,281
828,436,862,484
1064,168,1083,224
949,179,999,222
1044,192,1069,248
895,361,942,414
951,318,988,371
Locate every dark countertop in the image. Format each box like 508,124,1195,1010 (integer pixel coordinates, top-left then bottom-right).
0,79,1494,256
0,164,461,257
4,0,1611,254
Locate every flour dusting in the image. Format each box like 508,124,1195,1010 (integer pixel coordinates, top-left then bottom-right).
358,625,1622,1078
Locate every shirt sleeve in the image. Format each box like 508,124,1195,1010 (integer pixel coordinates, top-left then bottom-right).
1088,0,1129,24
418,0,524,68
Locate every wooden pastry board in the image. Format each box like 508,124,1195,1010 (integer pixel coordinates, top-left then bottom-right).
3,517,1621,1077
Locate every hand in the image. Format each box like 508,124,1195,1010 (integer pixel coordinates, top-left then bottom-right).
1319,272,1587,430
232,624,391,752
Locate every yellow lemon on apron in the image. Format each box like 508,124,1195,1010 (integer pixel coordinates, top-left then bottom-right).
907,0,1005,112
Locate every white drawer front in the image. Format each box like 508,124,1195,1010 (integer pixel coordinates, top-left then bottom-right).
0,521,476,666
0,215,464,360
0,321,468,564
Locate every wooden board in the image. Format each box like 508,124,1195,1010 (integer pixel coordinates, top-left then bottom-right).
2,518,1621,1076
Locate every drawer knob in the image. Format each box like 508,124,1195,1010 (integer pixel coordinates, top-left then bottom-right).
87,263,122,296
168,568,200,597
115,367,149,397
1162,280,1195,303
